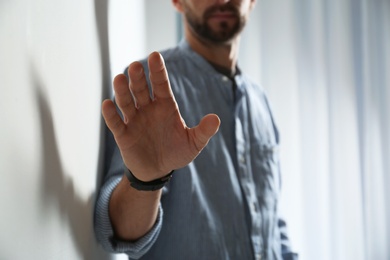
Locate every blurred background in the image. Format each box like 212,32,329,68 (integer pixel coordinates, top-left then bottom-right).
0,0,389,259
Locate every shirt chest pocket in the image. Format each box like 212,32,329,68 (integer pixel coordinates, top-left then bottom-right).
250,143,281,203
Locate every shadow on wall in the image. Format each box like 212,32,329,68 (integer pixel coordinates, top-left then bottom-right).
33,71,112,260
29,1,114,259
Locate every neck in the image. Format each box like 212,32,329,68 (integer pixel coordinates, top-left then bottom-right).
184,24,240,73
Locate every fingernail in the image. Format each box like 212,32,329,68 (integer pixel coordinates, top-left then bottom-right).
135,66,143,75
129,62,144,77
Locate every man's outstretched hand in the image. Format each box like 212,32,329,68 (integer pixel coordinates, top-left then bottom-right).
102,52,220,182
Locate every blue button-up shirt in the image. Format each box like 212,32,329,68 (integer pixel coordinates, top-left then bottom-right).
94,40,297,260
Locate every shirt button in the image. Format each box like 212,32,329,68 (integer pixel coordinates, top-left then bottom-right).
222,75,229,82
255,253,262,260
239,155,246,164
250,202,257,213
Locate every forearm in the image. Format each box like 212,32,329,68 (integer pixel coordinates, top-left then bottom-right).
109,174,162,241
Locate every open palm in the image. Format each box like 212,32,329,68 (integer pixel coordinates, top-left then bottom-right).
102,52,220,182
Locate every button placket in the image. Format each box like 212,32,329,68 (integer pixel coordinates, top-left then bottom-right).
236,118,262,259
234,86,265,259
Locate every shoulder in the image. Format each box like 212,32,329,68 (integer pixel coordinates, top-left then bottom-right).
142,46,198,90
239,72,266,95
138,45,188,70
122,45,188,79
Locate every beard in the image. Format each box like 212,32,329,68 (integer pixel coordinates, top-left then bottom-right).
184,3,247,44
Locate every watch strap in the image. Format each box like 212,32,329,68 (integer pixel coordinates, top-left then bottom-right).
124,167,174,191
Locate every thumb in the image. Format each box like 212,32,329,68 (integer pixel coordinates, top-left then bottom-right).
192,114,220,151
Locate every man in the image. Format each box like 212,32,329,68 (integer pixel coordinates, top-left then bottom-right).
95,0,298,259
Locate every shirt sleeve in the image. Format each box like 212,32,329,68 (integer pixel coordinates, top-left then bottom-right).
278,218,299,260
94,174,163,258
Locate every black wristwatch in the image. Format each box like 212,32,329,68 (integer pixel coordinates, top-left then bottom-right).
124,167,174,191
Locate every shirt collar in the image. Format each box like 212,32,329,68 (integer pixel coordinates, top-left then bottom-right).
178,39,242,79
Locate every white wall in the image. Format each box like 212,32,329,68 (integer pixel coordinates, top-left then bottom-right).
109,0,177,88
0,0,170,259
145,0,178,54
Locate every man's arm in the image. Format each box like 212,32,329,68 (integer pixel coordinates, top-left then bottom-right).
101,52,220,241
109,175,162,241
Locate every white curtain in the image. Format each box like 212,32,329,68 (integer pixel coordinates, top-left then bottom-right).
239,0,390,259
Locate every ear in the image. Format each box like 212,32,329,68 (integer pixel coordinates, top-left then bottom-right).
172,0,184,13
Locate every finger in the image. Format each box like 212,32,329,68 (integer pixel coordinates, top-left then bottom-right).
113,74,136,122
102,99,126,139
128,61,152,107
147,52,174,100
191,114,221,151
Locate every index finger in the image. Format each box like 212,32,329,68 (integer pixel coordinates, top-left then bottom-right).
147,52,174,100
